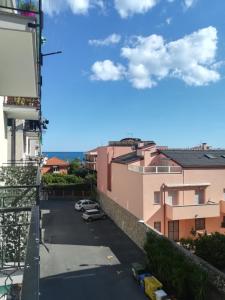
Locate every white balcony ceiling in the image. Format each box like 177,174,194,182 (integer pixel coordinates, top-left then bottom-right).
0,12,38,97
3,105,39,120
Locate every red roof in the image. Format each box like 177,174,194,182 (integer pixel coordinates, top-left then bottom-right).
45,157,70,167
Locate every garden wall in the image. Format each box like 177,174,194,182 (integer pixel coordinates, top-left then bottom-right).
98,190,225,300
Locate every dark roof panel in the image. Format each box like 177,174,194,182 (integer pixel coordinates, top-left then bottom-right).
112,152,143,164
160,150,225,168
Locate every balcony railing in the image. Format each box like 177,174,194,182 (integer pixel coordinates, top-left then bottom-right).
128,165,182,174
20,206,39,300
0,165,40,299
4,97,40,108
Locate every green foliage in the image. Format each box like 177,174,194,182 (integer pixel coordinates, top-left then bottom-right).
144,231,208,300
179,237,195,251
85,173,97,184
195,232,225,270
42,173,85,185
19,1,37,11
69,159,82,174
0,166,38,186
0,211,29,264
180,233,225,271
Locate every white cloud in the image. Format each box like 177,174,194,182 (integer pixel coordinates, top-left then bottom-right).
184,0,196,9
114,0,158,18
166,17,172,25
89,34,121,47
43,0,104,15
90,27,222,89
91,60,126,81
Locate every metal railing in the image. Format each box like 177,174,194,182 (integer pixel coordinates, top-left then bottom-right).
21,206,39,300
128,165,182,174
3,160,39,167
0,166,40,299
4,97,40,108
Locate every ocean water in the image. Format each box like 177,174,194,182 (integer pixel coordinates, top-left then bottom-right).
43,152,84,161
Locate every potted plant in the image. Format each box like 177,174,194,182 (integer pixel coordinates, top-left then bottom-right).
19,2,37,18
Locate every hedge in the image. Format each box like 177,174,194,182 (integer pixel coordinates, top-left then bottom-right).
144,231,208,300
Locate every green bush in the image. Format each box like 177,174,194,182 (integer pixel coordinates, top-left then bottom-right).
42,173,85,185
195,232,225,270
144,231,208,300
179,237,195,251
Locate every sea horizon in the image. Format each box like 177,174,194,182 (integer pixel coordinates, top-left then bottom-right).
43,151,84,161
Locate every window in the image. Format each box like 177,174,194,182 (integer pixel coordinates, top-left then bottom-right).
7,118,13,127
154,221,161,232
167,190,178,205
195,218,205,230
195,189,204,204
154,192,160,204
53,166,59,173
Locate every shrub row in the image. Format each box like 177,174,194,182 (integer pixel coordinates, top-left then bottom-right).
180,232,225,270
144,231,208,300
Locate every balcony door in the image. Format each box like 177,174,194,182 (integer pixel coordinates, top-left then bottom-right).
168,220,179,241
195,190,204,204
167,190,178,205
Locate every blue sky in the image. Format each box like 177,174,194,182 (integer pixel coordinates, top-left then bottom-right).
42,0,225,151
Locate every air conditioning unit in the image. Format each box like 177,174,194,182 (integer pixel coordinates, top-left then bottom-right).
154,289,170,300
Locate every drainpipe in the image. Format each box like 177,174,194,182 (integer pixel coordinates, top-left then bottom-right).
11,119,16,163
163,185,166,235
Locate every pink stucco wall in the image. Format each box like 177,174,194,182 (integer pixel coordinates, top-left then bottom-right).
97,146,134,194
110,163,143,219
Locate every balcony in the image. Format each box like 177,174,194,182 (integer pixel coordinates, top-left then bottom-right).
0,0,41,98
128,165,182,174
166,202,220,220
3,96,40,120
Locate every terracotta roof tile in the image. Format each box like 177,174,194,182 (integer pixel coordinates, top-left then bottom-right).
45,157,70,167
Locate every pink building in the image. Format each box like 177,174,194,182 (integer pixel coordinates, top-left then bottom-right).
97,140,225,241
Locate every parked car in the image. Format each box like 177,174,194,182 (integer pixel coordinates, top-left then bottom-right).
75,199,99,211
82,209,107,222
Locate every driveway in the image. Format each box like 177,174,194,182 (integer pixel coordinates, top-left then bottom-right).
40,200,147,300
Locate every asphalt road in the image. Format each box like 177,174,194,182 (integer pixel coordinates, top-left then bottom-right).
40,200,147,300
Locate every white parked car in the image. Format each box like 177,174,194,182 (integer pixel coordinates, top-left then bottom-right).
75,199,99,211
82,209,106,222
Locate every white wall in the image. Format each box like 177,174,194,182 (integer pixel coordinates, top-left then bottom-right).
0,96,8,166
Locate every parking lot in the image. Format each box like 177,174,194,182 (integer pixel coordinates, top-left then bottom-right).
40,200,147,300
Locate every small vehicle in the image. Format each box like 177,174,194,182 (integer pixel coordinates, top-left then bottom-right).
75,199,99,211
82,209,107,222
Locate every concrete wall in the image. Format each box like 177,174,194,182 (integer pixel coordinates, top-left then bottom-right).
0,96,8,166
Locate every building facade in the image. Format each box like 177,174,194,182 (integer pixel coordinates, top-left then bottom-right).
84,148,98,171
97,140,225,241
0,1,42,166
41,157,70,175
